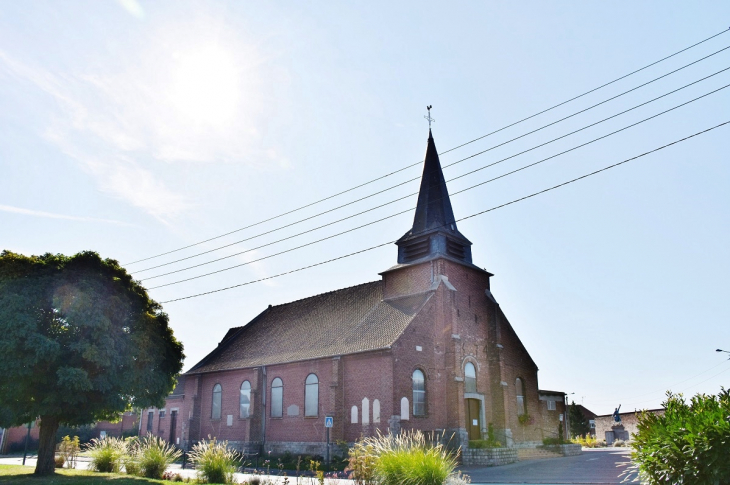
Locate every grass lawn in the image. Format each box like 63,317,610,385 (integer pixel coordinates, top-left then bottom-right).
0,465,180,484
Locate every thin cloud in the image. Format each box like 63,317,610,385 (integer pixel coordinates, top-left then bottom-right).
0,204,134,226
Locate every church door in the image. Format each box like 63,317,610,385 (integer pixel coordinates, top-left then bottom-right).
465,399,481,440
169,410,177,445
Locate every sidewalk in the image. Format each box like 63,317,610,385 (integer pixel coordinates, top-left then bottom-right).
0,455,353,484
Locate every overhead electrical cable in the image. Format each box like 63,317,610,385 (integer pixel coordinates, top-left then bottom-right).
133,55,730,274
139,73,730,279
157,120,730,303
126,29,730,266
589,360,730,405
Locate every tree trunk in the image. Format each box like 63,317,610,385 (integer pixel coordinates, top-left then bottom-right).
34,415,59,476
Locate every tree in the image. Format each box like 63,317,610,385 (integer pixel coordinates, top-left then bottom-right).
631,389,730,485
568,401,590,438
0,251,184,475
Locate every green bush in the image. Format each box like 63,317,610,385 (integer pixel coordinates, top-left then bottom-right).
353,430,458,485
136,434,182,479
86,436,126,473
630,389,730,485
188,436,240,484
542,437,570,446
468,439,502,449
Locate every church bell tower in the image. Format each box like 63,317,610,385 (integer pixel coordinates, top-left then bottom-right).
395,129,473,265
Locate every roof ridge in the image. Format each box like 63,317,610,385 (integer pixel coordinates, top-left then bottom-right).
268,280,381,308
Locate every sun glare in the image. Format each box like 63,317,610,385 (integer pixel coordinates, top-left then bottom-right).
168,45,241,126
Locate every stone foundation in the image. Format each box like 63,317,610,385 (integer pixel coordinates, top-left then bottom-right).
541,443,582,456
461,447,518,466
263,441,329,457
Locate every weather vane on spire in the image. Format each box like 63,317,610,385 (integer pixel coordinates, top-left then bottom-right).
424,105,435,129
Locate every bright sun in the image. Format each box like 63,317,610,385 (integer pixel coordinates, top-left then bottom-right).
168,45,241,127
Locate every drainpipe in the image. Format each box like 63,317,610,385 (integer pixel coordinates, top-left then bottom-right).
261,366,267,455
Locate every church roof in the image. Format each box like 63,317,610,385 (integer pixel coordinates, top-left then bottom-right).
188,281,434,374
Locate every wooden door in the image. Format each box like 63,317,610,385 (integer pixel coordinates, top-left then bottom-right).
465,399,481,440
169,410,177,445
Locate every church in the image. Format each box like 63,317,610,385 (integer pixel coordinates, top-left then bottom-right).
141,129,567,455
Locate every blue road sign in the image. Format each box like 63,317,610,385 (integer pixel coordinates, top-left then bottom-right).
325,416,334,428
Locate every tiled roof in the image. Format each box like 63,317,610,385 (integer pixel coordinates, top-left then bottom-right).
188,281,433,374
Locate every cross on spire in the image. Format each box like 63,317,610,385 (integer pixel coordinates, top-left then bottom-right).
424,105,435,129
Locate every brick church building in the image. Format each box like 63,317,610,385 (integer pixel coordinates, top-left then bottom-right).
142,130,567,454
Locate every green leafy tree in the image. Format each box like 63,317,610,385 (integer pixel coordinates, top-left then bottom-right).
631,389,730,484
568,401,590,438
0,251,184,476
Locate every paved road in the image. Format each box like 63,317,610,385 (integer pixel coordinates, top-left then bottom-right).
460,448,640,484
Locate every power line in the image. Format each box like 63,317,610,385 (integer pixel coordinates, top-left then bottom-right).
157,120,729,303
140,74,730,281
126,29,730,266
133,52,730,274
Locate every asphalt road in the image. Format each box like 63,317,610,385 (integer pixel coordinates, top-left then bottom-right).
459,448,640,484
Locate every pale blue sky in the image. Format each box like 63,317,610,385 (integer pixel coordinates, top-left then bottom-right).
1,1,729,415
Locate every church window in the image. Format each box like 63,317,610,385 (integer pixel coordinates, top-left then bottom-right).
400,397,409,420
271,378,283,418
351,405,358,424
373,399,381,423
412,369,426,416
305,374,318,417
240,381,251,418
515,378,525,416
212,384,222,420
465,362,477,393
362,398,370,425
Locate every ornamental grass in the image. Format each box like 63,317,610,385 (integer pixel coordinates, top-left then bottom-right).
351,430,459,485
188,436,241,484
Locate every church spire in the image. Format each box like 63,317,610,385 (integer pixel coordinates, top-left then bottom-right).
395,125,472,265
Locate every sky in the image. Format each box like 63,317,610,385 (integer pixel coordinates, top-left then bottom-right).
1,1,729,416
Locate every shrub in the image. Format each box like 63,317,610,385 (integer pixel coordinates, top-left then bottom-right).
630,389,730,485
542,437,570,446
54,455,65,468
346,441,379,485
612,439,626,447
58,435,80,468
86,436,126,473
188,436,241,484
137,434,182,479
357,430,458,485
468,439,501,449
55,424,96,444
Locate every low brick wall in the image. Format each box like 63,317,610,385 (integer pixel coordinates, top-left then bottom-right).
461,447,519,466
542,443,582,456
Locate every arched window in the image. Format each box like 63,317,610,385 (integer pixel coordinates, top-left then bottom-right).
515,377,525,416
351,405,358,424
240,381,251,418
362,398,370,425
211,384,222,420
305,374,318,417
271,378,283,417
400,397,409,421
412,369,426,416
373,399,381,424
464,362,476,393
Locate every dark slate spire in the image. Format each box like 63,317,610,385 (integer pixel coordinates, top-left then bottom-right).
395,130,472,265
